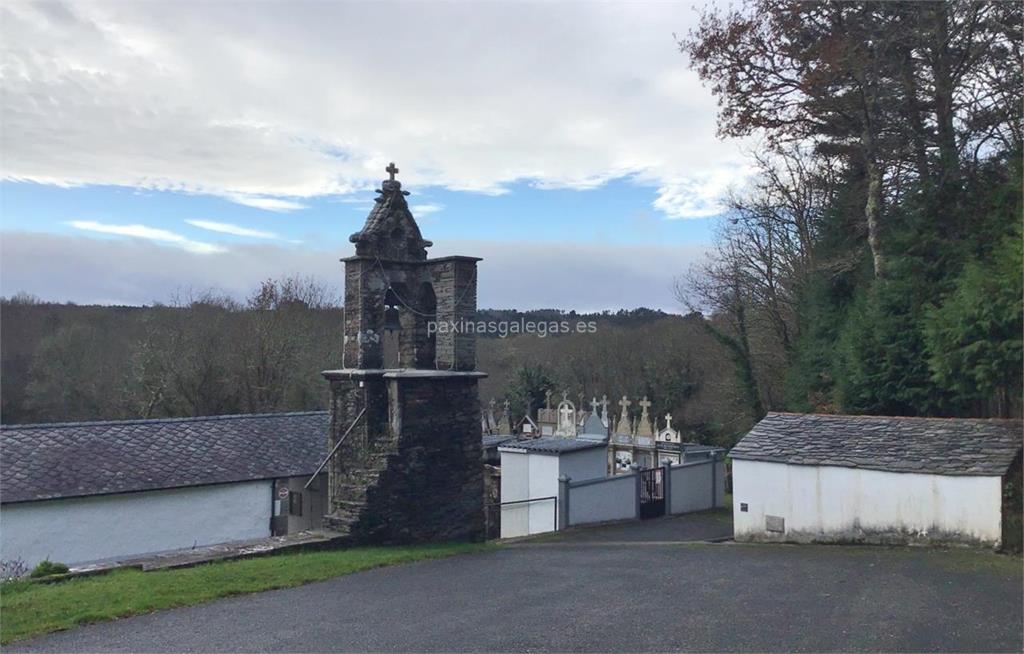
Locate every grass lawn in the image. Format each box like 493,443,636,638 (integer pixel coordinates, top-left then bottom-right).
0,541,491,644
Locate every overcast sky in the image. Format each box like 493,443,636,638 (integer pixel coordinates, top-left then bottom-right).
0,1,745,311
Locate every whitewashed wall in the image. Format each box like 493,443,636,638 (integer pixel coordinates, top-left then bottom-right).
499,447,607,538
732,459,1003,545
499,450,558,537
1,481,272,567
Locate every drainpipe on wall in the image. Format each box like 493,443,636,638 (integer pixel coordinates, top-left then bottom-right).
662,461,673,515
631,463,641,519
710,452,718,509
558,474,570,530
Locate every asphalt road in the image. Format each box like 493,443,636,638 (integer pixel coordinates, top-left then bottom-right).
11,523,1023,652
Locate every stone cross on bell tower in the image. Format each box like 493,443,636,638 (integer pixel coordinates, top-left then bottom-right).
320,163,486,544
340,163,479,370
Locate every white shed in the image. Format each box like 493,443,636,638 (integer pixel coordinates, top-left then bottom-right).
0,412,330,569
498,438,607,538
731,413,1022,548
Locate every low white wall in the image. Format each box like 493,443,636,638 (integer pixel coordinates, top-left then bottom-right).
568,475,636,526
1,481,272,567
732,459,1004,545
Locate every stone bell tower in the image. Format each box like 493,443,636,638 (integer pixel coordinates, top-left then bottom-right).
321,163,485,543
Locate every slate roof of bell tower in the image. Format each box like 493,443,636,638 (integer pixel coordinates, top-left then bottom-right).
349,164,432,261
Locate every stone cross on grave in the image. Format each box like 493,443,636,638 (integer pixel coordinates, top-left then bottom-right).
638,396,652,420
614,396,633,437
559,402,575,425
591,397,600,414
664,413,673,430
545,389,553,409
386,162,399,181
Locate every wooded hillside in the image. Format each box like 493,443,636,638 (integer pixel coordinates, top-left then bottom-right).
1,288,750,445
679,0,1022,420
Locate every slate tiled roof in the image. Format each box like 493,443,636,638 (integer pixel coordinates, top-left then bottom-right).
498,437,606,455
482,434,517,449
1,412,329,504
730,412,1022,476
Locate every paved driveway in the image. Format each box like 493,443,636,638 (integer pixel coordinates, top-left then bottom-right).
11,518,1023,653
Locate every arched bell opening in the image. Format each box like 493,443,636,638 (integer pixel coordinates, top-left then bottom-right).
414,282,437,368
382,286,405,369
382,287,402,331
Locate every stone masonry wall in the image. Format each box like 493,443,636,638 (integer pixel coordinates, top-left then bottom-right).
430,258,478,371
351,375,484,543
323,373,484,543
324,374,390,533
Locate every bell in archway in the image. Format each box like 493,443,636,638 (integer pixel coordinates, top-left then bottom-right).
383,288,401,331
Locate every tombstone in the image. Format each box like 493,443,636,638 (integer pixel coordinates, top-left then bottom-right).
497,399,513,435
518,414,538,436
657,413,680,443
614,396,633,442
635,396,655,438
485,399,498,435
321,163,485,543
613,449,634,473
555,396,578,437
580,397,608,442
537,389,558,436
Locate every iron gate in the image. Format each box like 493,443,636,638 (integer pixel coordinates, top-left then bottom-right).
639,467,665,519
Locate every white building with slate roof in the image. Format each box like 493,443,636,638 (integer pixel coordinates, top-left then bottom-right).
0,412,330,569
730,413,1023,547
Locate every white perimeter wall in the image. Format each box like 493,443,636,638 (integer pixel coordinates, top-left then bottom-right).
733,459,1003,545
1,481,272,567
568,475,636,526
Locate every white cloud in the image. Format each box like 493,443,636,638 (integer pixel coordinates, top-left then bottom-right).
185,219,278,239
0,2,748,219
67,220,225,254
411,204,443,217
653,166,754,219
227,195,308,212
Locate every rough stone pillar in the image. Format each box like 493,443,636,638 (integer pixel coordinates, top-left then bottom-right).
430,256,480,371
342,258,386,370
